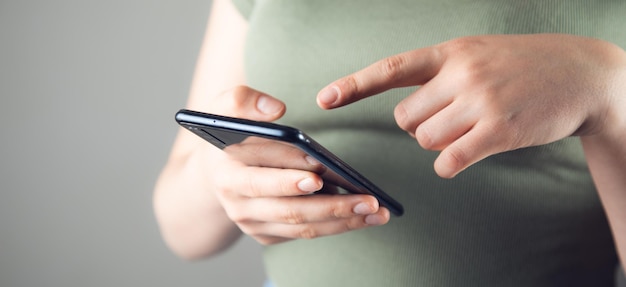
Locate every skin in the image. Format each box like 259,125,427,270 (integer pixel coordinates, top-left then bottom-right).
317,34,626,266
154,0,626,268
153,0,387,259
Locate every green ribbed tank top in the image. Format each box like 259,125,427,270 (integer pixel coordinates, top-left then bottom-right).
231,1,625,286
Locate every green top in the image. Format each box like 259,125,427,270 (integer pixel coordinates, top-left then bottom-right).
231,1,625,286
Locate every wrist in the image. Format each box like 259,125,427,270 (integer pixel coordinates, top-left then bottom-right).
579,40,626,138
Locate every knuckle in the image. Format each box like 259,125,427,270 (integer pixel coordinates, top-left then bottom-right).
280,208,306,225
415,125,435,150
379,55,407,82
338,75,361,99
344,217,364,231
296,225,319,240
229,86,249,111
225,85,259,117
245,175,265,198
444,145,468,171
278,175,299,196
393,103,411,131
231,85,250,97
442,37,491,84
458,64,487,86
213,181,237,203
444,36,483,54
328,202,345,220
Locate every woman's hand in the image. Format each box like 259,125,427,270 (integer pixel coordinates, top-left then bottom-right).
316,33,626,267
155,86,388,259
202,86,389,245
317,34,625,178
155,0,389,259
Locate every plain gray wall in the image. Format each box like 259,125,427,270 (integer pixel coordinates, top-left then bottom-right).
2,1,625,287
0,0,265,286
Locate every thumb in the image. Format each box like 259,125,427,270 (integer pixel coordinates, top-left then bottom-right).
214,86,286,121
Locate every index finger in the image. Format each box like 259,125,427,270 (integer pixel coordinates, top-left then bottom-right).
317,47,443,109
224,136,326,173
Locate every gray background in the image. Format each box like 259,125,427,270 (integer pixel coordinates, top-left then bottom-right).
1,0,265,286
1,1,625,287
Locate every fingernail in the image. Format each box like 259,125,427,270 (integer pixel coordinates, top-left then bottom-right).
365,214,386,225
257,96,283,115
297,178,322,193
353,202,375,215
304,155,320,166
317,86,340,107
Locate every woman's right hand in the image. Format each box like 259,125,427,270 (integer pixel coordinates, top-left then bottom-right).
207,86,389,245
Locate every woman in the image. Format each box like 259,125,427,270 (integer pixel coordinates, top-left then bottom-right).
154,0,626,286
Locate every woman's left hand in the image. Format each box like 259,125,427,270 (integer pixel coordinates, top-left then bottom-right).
317,34,626,178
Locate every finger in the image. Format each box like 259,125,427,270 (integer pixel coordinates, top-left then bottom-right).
244,194,381,224
434,121,503,178
315,184,340,195
242,207,390,241
250,235,291,246
414,100,478,151
216,163,324,198
394,75,455,134
317,47,443,109
208,85,286,121
224,137,326,173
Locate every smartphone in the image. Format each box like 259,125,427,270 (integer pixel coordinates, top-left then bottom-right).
175,109,404,216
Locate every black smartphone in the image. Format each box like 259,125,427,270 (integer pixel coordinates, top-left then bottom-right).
175,109,404,216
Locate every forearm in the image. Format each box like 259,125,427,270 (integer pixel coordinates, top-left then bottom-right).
153,0,249,259
154,145,242,259
581,53,626,269
583,133,626,270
